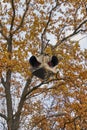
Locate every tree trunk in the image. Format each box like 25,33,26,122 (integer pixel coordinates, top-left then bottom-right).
12,117,20,130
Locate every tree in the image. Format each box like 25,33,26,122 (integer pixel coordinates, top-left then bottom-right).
0,0,87,130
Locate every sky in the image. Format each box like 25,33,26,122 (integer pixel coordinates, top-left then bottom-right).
79,36,87,50
72,34,87,50
47,33,87,50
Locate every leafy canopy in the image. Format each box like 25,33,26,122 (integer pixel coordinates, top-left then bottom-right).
0,0,87,130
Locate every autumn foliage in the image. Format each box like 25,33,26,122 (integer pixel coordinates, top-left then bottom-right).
0,0,87,130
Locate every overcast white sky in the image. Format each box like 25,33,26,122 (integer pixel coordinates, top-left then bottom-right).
47,33,87,50
72,34,87,50
79,36,87,50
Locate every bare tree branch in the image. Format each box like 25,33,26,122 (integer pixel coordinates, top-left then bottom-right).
14,76,32,119
0,113,7,120
10,0,16,33
54,19,87,47
32,111,67,130
25,80,45,98
5,69,13,120
63,116,80,128
41,0,60,54
73,5,81,31
13,0,31,34
26,77,66,99
74,19,87,33
14,77,49,123
1,76,6,88
47,111,67,117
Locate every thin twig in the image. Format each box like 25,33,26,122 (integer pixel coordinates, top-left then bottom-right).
41,0,59,54
54,19,87,48
10,0,15,33
32,112,67,130
13,0,31,34
25,81,45,98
